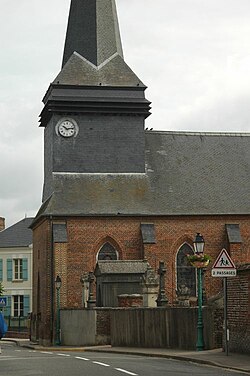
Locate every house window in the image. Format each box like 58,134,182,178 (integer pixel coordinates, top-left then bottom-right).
98,242,118,260
13,295,24,317
176,243,196,297
7,258,28,281
14,259,23,280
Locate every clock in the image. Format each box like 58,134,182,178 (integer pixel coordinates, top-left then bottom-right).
56,118,79,138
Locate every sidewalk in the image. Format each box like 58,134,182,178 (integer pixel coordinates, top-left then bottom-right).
2,339,250,374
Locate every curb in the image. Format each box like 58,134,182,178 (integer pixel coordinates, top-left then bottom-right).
86,347,250,374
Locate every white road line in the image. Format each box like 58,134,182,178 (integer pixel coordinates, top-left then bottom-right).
115,368,138,376
40,351,53,354
93,361,110,367
15,350,21,352
29,350,37,353
57,353,71,357
75,356,89,361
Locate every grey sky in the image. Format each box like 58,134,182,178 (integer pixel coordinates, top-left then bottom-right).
1,0,250,227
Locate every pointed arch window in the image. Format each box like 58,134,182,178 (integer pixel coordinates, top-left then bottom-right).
97,242,118,261
176,243,196,296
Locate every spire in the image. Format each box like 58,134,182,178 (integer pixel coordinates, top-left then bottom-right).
62,0,123,68
40,0,151,127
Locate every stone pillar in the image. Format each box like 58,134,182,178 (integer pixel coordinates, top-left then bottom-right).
87,272,96,309
80,272,90,308
176,284,190,306
156,261,168,307
142,266,159,307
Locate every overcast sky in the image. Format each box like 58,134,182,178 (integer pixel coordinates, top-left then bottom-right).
1,0,250,228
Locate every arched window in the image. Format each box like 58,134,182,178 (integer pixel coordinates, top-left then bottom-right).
97,242,118,261
176,243,196,296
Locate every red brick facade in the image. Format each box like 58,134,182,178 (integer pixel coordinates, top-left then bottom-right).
118,295,143,307
227,265,250,354
31,214,250,345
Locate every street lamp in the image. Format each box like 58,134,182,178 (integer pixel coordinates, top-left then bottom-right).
193,233,205,351
55,275,62,345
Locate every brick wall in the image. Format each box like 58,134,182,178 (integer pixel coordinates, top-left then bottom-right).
118,294,143,307
0,217,5,231
32,214,250,345
31,218,53,345
96,308,111,344
227,264,250,354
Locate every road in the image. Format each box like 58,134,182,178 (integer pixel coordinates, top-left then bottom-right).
0,342,247,376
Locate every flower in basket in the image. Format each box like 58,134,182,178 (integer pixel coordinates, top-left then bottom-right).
186,253,212,268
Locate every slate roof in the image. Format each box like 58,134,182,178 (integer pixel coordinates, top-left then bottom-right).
62,0,123,68
54,52,145,87
95,260,149,275
56,0,142,88
34,131,250,220
0,218,34,248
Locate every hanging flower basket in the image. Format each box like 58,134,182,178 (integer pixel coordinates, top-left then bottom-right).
190,260,210,268
187,253,211,268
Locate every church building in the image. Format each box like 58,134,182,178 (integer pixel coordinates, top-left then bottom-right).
31,0,250,345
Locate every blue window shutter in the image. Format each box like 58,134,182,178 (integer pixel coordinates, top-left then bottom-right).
23,296,30,317
0,259,3,281
4,296,11,317
7,260,12,281
22,259,28,281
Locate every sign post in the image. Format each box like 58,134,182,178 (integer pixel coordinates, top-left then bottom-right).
0,297,7,308
211,249,236,356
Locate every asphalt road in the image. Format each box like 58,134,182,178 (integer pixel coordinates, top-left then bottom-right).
0,342,247,376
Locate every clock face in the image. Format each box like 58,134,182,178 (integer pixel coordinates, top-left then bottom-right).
56,118,78,138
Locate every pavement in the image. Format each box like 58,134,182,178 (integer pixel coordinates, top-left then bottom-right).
2,338,250,374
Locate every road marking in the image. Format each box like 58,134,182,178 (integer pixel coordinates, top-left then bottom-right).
15,350,21,352
75,356,89,361
93,361,110,367
40,351,53,354
0,356,58,361
115,368,138,376
57,353,71,357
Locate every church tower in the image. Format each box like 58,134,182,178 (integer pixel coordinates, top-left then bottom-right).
32,0,151,346
40,0,151,201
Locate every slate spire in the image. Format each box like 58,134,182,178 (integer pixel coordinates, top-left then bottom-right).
52,0,146,87
62,0,124,68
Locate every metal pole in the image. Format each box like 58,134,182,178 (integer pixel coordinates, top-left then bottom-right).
196,268,204,351
55,287,61,345
224,278,229,356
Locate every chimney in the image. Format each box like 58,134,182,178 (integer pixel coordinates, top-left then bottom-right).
0,217,5,231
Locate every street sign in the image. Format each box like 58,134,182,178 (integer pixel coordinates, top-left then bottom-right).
211,248,237,277
0,297,7,307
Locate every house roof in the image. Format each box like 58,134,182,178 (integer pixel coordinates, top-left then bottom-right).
95,260,149,275
0,218,34,248
34,131,250,221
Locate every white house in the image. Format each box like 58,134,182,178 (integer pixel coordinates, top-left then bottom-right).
0,218,33,319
